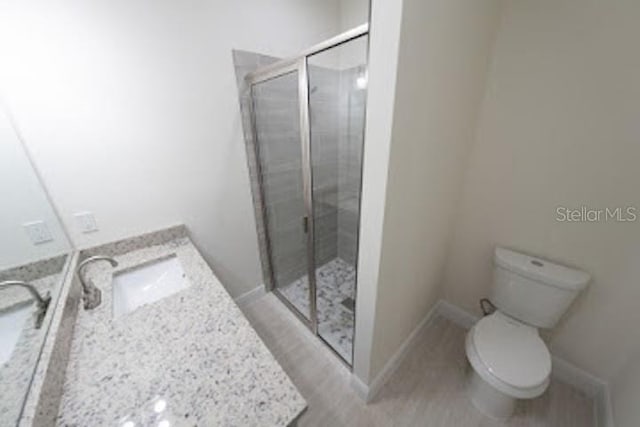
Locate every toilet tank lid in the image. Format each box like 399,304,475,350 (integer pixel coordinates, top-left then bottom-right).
494,248,590,291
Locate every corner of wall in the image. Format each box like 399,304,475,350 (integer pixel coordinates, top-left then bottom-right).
360,0,505,385
351,0,405,386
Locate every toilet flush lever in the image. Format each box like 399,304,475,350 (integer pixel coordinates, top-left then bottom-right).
302,216,309,234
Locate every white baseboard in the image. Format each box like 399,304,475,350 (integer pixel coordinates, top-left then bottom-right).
551,355,606,398
436,299,479,329
349,297,611,426
351,300,442,402
234,284,266,307
350,374,370,402
436,299,612,427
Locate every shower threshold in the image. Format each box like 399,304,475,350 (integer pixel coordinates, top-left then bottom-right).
278,258,355,364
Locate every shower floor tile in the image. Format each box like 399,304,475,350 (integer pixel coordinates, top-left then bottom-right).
278,258,355,363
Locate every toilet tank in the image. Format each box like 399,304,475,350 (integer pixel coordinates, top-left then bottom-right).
490,248,590,329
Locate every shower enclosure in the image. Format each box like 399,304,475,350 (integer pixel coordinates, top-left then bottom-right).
242,25,368,365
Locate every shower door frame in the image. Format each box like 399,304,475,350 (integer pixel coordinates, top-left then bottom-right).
246,59,318,333
245,24,369,363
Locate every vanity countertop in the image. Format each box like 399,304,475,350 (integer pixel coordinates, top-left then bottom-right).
1,271,62,427
56,234,306,426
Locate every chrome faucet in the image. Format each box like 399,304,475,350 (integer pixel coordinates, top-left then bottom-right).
76,255,118,310
0,280,51,329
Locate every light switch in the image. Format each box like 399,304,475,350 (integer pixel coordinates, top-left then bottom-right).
23,220,53,244
74,211,98,233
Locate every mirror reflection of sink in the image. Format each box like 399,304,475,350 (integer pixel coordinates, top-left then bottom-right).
0,304,32,364
112,255,190,319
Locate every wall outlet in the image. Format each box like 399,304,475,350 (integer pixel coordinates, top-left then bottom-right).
74,211,98,233
23,220,53,244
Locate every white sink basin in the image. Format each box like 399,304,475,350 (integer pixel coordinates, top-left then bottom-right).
0,304,32,364
112,255,190,318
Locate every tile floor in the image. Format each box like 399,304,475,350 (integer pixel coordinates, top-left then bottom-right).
278,258,356,362
240,293,595,427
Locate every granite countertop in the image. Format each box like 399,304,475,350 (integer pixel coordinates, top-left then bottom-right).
57,235,306,426
1,256,68,427
1,273,60,426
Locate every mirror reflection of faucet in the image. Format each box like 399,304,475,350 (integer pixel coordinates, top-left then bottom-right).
0,280,51,329
76,256,119,310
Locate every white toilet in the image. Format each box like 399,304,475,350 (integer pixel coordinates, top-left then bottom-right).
465,247,590,419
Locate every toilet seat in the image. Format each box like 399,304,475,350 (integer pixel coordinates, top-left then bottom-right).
466,311,551,399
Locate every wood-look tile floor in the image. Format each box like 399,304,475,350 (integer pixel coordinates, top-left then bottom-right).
240,294,594,427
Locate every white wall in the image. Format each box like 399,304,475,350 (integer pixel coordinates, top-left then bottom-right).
355,0,501,382
610,347,640,427
353,0,403,384
443,0,640,381
0,0,347,296
338,0,370,69
0,108,70,269
340,0,369,29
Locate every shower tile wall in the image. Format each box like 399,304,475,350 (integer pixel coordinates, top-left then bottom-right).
233,50,280,287
309,66,340,271
337,66,366,265
254,72,309,289
233,50,363,288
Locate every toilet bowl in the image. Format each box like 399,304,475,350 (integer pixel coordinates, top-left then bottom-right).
465,311,551,419
463,247,589,419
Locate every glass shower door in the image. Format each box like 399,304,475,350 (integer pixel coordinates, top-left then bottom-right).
251,70,313,322
244,26,369,367
308,35,369,363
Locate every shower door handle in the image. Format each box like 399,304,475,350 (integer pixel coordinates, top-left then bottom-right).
302,216,309,234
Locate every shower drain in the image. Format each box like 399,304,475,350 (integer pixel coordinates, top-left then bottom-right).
341,297,355,311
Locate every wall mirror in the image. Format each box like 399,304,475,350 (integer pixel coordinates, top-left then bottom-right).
0,106,73,425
